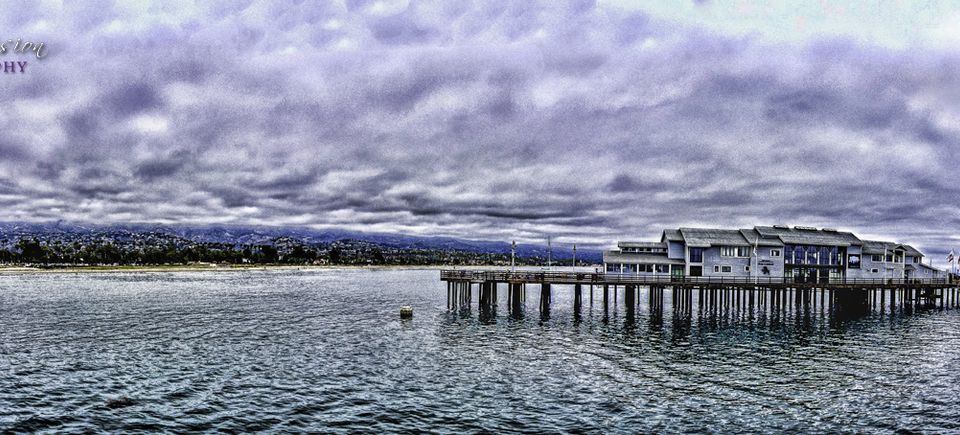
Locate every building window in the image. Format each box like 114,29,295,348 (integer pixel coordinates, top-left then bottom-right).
690,248,703,263
871,268,879,273
714,265,720,273
737,247,751,257
721,265,732,273
744,265,750,272
871,255,882,262
770,249,781,257
913,257,919,264
848,254,861,269
721,246,736,257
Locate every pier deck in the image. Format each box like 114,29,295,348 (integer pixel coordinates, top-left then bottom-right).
441,270,954,289
440,269,960,314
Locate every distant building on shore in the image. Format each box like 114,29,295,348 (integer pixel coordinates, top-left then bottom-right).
603,225,945,282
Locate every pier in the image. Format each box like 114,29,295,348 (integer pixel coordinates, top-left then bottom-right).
441,270,960,317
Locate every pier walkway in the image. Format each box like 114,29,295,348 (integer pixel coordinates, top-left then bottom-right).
441,269,960,314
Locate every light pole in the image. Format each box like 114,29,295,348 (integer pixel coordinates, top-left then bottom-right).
573,244,577,271
511,240,516,272
547,235,551,270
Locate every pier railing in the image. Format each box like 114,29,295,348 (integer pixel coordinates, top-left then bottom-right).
440,270,953,286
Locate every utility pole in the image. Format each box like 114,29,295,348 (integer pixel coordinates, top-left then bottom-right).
573,244,577,271
511,240,516,272
547,235,551,270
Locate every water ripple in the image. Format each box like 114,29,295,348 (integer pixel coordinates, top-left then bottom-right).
1,269,959,432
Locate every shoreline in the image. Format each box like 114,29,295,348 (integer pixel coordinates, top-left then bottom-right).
0,264,448,275
0,264,570,276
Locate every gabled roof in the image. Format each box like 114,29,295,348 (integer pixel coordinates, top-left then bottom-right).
739,228,785,247
678,227,750,247
901,244,923,257
860,240,924,256
862,240,903,255
661,229,683,242
754,226,861,247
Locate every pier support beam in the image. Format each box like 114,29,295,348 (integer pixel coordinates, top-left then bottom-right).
574,284,583,314
603,285,609,312
509,283,524,315
539,283,552,314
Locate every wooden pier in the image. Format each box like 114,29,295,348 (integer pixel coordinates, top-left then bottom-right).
441,270,960,316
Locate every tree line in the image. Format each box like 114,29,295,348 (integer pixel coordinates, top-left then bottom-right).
0,238,545,267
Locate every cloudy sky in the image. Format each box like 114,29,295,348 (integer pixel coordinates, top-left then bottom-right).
1,0,959,258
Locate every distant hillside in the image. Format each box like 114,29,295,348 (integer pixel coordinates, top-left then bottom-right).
0,222,602,265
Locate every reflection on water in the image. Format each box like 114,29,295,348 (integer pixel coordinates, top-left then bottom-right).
2,269,959,433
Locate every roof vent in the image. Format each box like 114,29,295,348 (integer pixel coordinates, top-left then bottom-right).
794,226,817,231
822,228,838,232
772,224,789,229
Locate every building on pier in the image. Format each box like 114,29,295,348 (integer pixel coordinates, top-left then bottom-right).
604,225,945,283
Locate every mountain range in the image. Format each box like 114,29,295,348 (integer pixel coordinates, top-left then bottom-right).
0,222,602,263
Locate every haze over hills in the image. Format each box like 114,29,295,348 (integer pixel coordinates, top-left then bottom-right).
0,222,602,265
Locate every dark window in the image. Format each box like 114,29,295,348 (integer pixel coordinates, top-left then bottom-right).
690,248,703,263
848,254,861,269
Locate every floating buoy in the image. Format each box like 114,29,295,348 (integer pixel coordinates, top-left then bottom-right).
400,305,413,319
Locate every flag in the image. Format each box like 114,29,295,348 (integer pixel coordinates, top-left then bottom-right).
948,250,955,264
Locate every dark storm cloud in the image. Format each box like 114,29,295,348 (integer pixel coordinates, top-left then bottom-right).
1,1,958,258
134,150,193,180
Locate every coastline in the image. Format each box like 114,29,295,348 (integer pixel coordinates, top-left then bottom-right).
0,264,451,275
0,264,589,276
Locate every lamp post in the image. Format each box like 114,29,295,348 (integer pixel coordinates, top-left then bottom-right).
573,244,577,271
547,235,551,270
511,240,516,272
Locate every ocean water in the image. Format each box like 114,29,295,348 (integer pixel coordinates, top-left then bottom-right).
1,268,959,433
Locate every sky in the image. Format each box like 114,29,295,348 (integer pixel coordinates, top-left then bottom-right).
0,0,959,259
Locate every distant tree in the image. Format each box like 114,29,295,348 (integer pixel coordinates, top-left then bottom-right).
328,247,342,264
17,238,46,263
259,245,278,263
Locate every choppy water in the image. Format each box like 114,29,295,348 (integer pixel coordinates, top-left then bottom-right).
1,268,959,433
